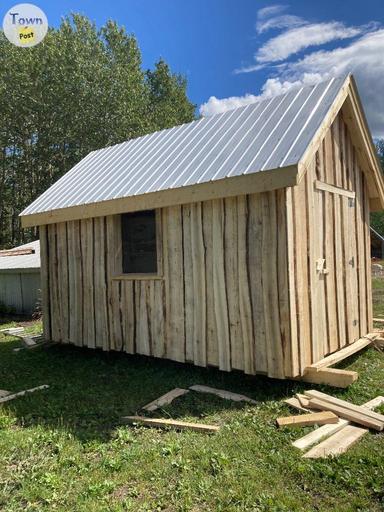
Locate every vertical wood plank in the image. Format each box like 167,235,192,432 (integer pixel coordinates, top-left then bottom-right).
277,189,293,377
81,218,96,348
182,205,194,363
56,223,69,343
93,217,109,350
247,194,267,374
323,132,339,353
212,199,231,371
39,225,51,341
363,176,373,332
191,203,206,367
121,280,135,354
355,161,367,336
67,220,83,346
135,281,151,356
238,196,255,375
48,224,61,342
151,280,165,358
106,215,123,351
163,206,185,362
203,201,218,366
261,192,284,377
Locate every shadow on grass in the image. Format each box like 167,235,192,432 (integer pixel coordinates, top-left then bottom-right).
0,336,306,442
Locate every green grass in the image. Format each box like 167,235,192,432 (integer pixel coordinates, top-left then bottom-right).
0,312,383,512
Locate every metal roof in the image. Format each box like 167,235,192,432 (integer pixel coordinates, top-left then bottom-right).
21,75,346,217
0,240,40,271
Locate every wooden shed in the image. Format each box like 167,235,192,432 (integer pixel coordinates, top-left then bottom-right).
20,74,384,383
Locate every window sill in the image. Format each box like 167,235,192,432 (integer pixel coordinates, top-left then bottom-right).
112,274,164,281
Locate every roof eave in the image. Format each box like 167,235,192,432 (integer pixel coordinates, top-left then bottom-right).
20,164,299,228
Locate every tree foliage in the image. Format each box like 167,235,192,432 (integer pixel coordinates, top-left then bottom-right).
0,14,195,248
370,139,384,236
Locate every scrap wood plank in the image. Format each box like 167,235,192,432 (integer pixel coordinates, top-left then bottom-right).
142,388,189,412
121,416,219,433
277,411,338,427
0,390,11,398
189,385,257,404
304,390,384,424
373,318,384,324
307,398,383,431
296,393,310,408
0,327,25,335
0,385,49,403
284,397,311,413
302,367,358,388
0,248,34,257
306,335,374,371
292,396,384,451
303,425,367,458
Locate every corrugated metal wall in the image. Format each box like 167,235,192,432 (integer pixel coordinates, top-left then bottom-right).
0,271,41,314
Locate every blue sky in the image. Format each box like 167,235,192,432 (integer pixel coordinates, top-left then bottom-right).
3,0,384,136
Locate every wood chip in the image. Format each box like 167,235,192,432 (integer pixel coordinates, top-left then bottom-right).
303,425,367,458
277,411,338,428
142,388,189,412
122,416,219,433
190,385,257,404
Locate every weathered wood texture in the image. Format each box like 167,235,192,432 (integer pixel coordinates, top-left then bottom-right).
40,113,372,379
40,193,293,378
286,111,372,375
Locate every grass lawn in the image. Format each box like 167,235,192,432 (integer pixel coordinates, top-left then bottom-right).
0,307,383,511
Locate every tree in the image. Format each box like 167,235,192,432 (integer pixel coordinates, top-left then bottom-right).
371,139,384,236
0,15,195,248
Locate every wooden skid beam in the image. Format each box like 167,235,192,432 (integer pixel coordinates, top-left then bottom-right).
142,388,189,412
303,425,367,458
121,416,220,433
307,398,383,431
189,385,257,404
277,412,338,427
301,367,358,388
307,335,373,371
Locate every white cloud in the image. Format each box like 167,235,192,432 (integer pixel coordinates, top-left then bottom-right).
256,14,305,34
255,22,364,63
199,6,384,137
257,5,286,20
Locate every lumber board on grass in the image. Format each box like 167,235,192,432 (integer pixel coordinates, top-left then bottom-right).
373,318,384,324
296,394,310,408
307,398,384,431
0,385,49,403
301,367,358,388
142,388,189,412
0,390,11,398
121,416,219,433
307,336,373,370
190,385,257,404
277,412,338,427
304,390,384,423
303,425,367,458
0,327,25,335
293,395,384,451
284,397,311,413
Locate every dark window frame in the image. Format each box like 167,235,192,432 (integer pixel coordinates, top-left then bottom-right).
121,210,159,275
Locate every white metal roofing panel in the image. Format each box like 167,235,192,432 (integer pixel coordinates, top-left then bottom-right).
0,240,40,270
21,75,347,217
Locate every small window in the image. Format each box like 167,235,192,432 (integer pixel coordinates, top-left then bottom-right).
121,210,157,274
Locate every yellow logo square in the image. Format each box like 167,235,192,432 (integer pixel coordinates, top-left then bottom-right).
18,26,35,44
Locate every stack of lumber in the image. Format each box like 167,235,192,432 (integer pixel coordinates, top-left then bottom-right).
283,390,384,458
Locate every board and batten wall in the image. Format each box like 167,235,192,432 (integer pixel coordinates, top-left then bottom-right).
38,110,372,379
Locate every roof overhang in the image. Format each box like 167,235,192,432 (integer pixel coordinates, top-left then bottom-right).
20,164,298,227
